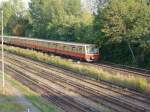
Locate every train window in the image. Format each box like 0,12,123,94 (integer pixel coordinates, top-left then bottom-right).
51,43,53,48
55,44,58,49
79,47,83,53
46,42,49,47
38,41,42,46
76,46,79,53
67,46,71,51
36,41,39,46
83,47,86,54
21,39,25,46
60,44,64,50
29,40,32,45
16,39,20,44
40,41,43,47
65,46,68,51
51,44,54,48
43,42,46,47
86,46,99,54
23,40,26,45
41,41,44,47
52,43,57,48
56,44,59,49
63,46,67,51
45,42,47,47
72,47,75,52
42,42,45,47
57,44,61,50
48,42,52,48
66,45,70,52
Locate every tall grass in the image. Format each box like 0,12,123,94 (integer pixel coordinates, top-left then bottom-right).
3,45,150,93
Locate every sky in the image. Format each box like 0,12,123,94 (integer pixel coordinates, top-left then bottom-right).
0,0,30,8
0,0,91,10
0,0,86,7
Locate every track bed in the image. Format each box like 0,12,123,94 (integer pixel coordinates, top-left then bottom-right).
1,52,150,112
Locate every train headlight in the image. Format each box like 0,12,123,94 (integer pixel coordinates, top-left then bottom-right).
90,57,94,60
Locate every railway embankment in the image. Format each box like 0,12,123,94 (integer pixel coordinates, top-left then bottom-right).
2,45,150,94
0,75,51,112
0,74,64,112
0,80,28,112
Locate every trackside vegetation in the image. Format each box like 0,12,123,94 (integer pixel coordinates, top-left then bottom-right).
0,87,26,112
3,45,150,94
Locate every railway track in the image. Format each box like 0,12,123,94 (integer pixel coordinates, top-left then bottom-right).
4,59,140,112
5,53,150,99
1,52,150,112
82,61,150,78
6,52,150,97
3,64,94,112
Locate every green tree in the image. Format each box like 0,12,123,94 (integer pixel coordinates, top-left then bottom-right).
29,0,93,42
64,0,81,15
0,0,28,36
95,0,150,65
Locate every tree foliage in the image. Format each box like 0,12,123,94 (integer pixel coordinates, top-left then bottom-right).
29,0,93,42
1,0,150,68
0,0,29,36
98,0,150,41
95,0,150,67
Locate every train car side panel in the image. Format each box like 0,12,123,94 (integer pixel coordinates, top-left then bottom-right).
2,36,100,61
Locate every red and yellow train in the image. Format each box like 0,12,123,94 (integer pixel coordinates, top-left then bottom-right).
2,36,100,62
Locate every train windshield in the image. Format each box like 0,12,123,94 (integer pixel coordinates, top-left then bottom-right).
86,45,99,54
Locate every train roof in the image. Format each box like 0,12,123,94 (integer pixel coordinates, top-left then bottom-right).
4,36,95,47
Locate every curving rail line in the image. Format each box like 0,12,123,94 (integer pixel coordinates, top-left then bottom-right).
1,52,150,112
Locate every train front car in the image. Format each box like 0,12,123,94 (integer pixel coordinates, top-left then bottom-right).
85,45,99,62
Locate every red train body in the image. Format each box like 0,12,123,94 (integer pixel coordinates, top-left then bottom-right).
3,36,100,62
